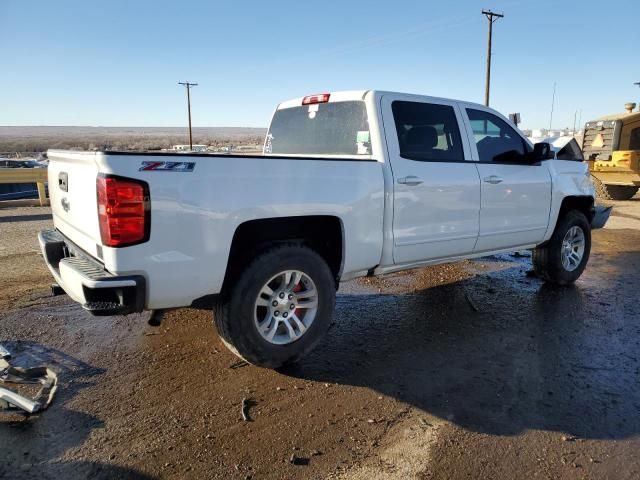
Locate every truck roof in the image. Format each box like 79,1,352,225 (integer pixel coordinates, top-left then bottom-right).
276,90,487,110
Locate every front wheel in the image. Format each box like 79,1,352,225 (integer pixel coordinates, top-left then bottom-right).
214,244,336,368
532,210,591,285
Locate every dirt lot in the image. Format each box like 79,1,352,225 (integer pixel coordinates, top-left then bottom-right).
1,197,640,480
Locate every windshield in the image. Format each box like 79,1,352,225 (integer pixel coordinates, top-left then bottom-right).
265,101,371,156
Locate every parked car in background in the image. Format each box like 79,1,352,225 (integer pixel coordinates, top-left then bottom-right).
0,159,44,168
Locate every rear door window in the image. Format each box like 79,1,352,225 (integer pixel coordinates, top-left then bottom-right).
266,101,370,156
391,101,464,161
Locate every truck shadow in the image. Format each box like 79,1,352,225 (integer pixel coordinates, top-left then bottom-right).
284,249,640,441
0,342,156,479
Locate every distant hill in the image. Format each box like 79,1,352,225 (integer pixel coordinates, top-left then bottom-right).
0,126,267,153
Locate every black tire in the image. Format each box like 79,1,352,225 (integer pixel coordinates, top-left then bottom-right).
532,210,591,285
213,244,335,368
592,176,639,200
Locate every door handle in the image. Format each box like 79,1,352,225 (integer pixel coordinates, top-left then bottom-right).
397,175,424,186
483,175,503,184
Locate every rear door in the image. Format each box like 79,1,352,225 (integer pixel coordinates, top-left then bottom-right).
461,107,552,252
381,95,480,264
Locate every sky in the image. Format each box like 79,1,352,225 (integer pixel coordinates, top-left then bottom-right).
1,0,638,130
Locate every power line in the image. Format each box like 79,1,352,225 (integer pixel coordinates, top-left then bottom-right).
482,9,504,106
178,81,198,150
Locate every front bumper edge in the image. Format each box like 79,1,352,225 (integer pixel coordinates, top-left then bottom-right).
591,205,612,229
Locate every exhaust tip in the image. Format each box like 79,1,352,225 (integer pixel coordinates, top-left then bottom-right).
51,284,66,296
148,310,165,327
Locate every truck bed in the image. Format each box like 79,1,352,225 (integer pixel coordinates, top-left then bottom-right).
46,150,385,309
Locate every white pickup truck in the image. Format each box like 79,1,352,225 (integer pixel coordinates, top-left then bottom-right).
39,90,609,368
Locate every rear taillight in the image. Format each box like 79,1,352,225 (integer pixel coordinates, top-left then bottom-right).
302,93,330,105
97,174,150,247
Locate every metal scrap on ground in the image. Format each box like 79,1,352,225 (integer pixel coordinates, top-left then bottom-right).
0,344,58,415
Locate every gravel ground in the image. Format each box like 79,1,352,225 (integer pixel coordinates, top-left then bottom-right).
1,199,640,479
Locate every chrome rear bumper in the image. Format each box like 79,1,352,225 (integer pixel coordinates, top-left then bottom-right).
38,229,146,315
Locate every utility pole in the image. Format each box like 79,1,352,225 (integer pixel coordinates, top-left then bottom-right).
482,9,504,106
178,81,198,150
577,109,582,133
549,82,556,131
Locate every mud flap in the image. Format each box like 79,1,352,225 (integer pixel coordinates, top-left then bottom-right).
591,205,612,229
0,346,58,415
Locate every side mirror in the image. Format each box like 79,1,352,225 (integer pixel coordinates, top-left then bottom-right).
532,142,554,161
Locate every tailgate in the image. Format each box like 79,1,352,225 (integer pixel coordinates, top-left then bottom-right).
47,150,102,258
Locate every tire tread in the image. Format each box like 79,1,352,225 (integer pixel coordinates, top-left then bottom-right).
214,243,335,368
532,209,591,285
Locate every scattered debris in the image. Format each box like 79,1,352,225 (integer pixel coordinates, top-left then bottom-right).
229,360,249,370
241,397,252,422
419,418,432,428
311,449,322,456
464,290,479,312
0,345,58,415
0,344,11,359
289,454,309,466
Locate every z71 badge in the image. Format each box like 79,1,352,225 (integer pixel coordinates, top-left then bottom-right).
139,161,196,172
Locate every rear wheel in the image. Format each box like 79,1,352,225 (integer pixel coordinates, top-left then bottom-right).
532,210,591,285
214,244,335,368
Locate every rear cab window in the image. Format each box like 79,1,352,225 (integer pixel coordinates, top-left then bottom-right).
391,101,464,162
265,100,371,157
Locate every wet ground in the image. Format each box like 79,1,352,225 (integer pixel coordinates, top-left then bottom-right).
1,199,640,479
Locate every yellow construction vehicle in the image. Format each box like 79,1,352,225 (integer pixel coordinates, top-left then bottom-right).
582,102,640,200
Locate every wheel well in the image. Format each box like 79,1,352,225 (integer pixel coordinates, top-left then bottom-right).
221,216,343,295
559,196,594,222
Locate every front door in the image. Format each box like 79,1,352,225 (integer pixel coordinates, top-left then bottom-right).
382,95,481,265
463,107,552,252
